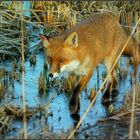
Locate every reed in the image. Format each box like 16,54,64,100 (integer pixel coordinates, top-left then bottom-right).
20,7,27,138
129,11,140,139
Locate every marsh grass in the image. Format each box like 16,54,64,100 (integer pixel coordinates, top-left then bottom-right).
0,10,28,59
0,1,140,139
38,62,49,94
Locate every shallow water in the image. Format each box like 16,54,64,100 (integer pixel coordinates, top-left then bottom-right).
3,49,138,138
1,2,139,136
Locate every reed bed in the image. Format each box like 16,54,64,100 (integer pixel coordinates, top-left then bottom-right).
31,1,140,30
0,10,29,60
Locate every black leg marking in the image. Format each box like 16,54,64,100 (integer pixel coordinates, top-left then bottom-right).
69,85,81,114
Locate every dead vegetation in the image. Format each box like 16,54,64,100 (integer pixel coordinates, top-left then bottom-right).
0,1,140,139
0,9,29,60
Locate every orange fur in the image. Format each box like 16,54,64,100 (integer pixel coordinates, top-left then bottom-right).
40,12,139,114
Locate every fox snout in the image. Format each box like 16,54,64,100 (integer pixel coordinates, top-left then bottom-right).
47,62,60,78
48,71,59,78
48,73,53,78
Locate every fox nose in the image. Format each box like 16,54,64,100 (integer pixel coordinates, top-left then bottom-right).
48,73,53,78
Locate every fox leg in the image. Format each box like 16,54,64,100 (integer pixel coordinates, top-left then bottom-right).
69,71,93,114
102,59,118,103
102,71,118,99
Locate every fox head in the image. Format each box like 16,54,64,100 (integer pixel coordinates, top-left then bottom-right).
40,32,80,78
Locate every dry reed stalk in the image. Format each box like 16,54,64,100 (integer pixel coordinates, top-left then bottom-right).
126,12,133,31
129,12,140,139
67,17,140,139
129,80,136,139
47,9,51,25
135,13,139,58
20,11,27,139
70,12,77,27
63,4,70,22
47,7,54,25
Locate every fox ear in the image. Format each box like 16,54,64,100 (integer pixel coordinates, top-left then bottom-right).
39,34,50,48
64,32,78,48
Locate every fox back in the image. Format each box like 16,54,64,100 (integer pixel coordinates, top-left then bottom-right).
40,12,139,77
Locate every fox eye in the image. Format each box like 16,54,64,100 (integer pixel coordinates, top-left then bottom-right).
59,59,64,66
60,60,63,64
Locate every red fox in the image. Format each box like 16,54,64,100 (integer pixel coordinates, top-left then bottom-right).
40,12,140,114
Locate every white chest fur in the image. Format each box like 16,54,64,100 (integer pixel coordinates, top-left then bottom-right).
60,57,90,76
